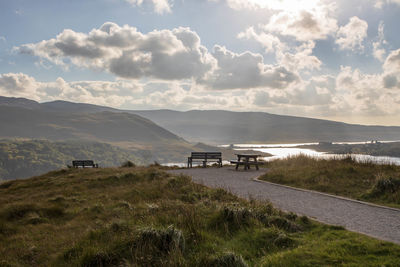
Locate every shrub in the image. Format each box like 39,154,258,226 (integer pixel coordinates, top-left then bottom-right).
273,233,294,248
205,252,248,267
79,249,114,267
373,177,400,194
3,204,38,221
284,212,297,221
299,215,310,224
121,161,136,168
267,216,302,232
135,225,185,254
220,206,253,230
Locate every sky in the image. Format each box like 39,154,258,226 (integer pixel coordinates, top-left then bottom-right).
0,0,400,126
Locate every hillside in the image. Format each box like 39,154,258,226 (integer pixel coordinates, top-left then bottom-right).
0,106,183,143
1,167,399,266
132,110,400,144
0,139,147,180
3,96,400,144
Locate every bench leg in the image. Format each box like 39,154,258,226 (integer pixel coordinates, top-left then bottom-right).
203,161,206,168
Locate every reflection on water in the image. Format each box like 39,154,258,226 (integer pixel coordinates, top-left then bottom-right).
164,141,400,167
236,143,400,166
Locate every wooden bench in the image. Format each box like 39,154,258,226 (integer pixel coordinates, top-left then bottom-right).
71,160,98,168
188,152,222,168
231,154,262,170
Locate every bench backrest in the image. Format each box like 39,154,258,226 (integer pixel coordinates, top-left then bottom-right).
206,152,222,159
190,152,221,159
72,160,95,167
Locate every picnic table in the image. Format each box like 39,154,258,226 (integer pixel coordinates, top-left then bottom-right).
230,154,261,170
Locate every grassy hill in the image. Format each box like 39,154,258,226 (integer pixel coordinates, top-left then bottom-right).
0,106,183,143
1,166,400,266
0,139,147,180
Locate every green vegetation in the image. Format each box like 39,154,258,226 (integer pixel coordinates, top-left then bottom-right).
0,139,146,180
260,155,400,208
1,166,400,266
302,141,400,157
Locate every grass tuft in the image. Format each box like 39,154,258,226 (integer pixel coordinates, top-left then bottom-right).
204,251,248,267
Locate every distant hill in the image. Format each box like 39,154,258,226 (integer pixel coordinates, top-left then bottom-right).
131,110,400,144
0,105,183,144
2,96,400,144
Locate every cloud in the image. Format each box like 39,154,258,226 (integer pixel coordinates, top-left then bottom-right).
0,73,40,100
202,45,298,89
336,16,368,52
17,22,300,90
217,0,324,12
0,36,5,43
374,0,400,8
373,21,387,62
17,23,216,81
264,8,338,42
335,66,396,116
238,27,283,53
383,49,400,89
239,27,321,72
0,72,142,107
125,0,172,14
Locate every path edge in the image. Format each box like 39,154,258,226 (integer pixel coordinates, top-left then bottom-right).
253,177,400,213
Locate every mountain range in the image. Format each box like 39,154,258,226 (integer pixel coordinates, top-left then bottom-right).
2,96,400,144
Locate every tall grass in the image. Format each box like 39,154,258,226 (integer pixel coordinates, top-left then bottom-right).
261,154,400,207
0,166,400,266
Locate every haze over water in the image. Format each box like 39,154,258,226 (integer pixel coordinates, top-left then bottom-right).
234,141,400,165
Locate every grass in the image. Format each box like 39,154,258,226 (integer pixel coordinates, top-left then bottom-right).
260,155,400,208
0,166,399,266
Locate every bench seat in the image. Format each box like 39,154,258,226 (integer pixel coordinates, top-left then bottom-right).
230,160,261,170
72,160,98,168
188,152,222,168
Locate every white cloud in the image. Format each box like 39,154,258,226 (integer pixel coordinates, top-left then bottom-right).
239,27,321,72
203,45,298,89
372,21,387,62
0,36,5,43
17,22,299,90
0,72,141,107
17,23,216,81
125,0,172,14
276,41,322,72
383,49,400,89
336,16,368,52
264,8,338,42
0,73,40,100
238,27,283,53
219,0,323,12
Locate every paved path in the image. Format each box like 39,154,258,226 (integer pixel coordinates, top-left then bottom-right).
168,167,400,244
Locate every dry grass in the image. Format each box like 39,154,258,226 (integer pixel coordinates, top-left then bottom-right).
261,155,400,207
0,166,400,266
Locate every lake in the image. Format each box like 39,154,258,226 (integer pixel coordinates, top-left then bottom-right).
234,142,400,166
164,141,400,167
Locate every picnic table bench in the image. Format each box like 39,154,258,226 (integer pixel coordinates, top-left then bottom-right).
71,160,98,168
230,154,261,170
188,152,222,168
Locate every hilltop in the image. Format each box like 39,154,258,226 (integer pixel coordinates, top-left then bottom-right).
1,166,400,266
